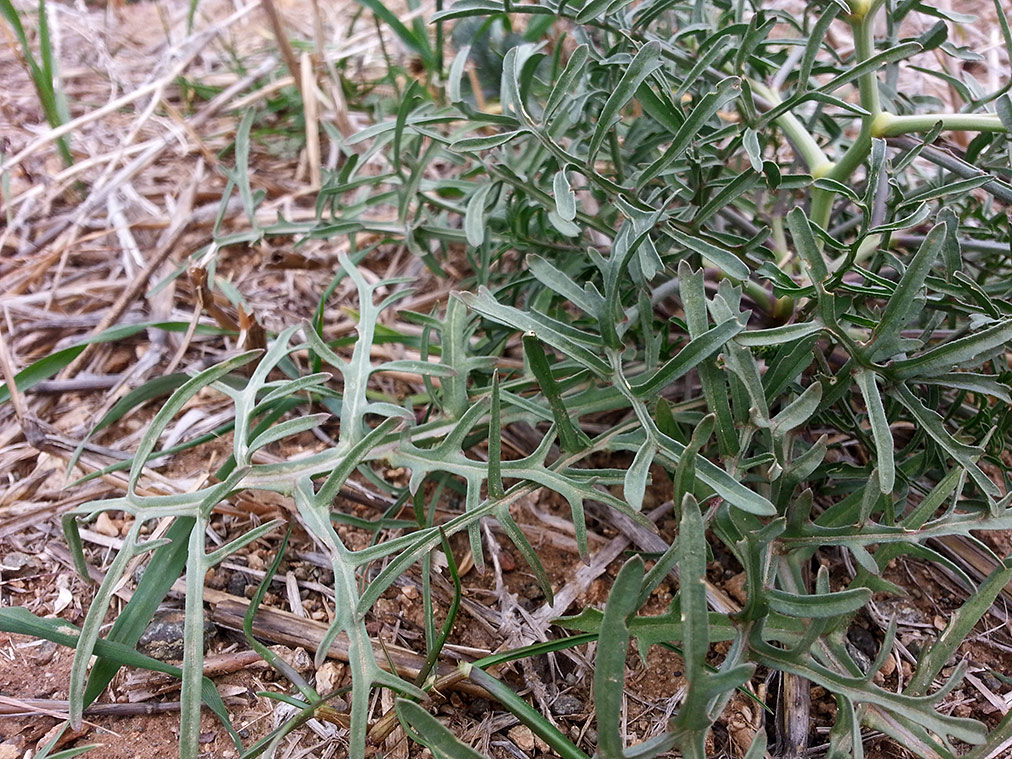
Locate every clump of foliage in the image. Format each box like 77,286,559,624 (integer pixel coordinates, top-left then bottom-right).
5,0,1012,757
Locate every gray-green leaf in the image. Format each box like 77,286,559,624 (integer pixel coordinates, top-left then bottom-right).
588,41,663,162
554,169,577,222
465,183,495,247
855,369,894,494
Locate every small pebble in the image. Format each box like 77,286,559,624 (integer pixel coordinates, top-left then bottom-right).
466,697,491,719
550,694,584,717
273,645,313,675
93,512,120,537
508,725,535,752
138,610,215,661
226,571,250,597
847,625,877,659
32,640,58,665
315,660,346,693
725,572,747,605
1,551,36,573
983,673,1002,691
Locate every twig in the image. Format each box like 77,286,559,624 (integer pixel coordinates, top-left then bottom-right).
31,375,126,393
209,597,488,697
0,696,243,718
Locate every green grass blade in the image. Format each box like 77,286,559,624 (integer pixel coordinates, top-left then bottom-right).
487,371,504,499
128,351,260,491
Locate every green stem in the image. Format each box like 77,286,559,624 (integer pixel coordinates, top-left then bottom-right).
809,188,834,233
872,112,1007,137
811,6,883,230
811,118,874,229
851,7,881,117
771,215,790,267
750,81,833,176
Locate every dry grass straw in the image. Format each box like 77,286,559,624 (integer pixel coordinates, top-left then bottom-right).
0,0,421,445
